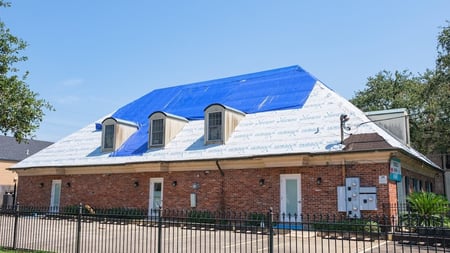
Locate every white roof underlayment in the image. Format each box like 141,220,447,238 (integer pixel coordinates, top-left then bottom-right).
13,83,435,169
12,66,438,169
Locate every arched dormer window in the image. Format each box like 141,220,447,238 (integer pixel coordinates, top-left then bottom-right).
101,117,138,152
204,104,245,145
148,112,188,148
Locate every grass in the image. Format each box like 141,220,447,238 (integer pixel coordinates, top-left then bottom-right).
0,248,53,253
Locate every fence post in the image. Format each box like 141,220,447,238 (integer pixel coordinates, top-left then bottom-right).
12,202,19,250
157,206,162,253
75,203,82,253
268,208,273,253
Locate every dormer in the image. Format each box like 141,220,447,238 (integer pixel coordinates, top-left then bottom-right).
148,111,188,148
204,104,245,145
101,117,139,152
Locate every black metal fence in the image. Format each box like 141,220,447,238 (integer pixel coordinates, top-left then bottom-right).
0,204,449,253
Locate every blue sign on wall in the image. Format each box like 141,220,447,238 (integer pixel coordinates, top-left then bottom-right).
389,157,402,182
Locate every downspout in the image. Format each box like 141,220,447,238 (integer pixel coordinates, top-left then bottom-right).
443,154,447,199
215,160,225,176
216,160,225,212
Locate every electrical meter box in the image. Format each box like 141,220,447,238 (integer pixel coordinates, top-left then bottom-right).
360,187,377,210
345,177,360,218
337,179,378,218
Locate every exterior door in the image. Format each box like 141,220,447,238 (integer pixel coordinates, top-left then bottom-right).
280,174,301,220
49,180,61,213
148,178,163,216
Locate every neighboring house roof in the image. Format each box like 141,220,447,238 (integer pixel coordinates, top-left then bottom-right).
11,65,439,169
0,136,53,162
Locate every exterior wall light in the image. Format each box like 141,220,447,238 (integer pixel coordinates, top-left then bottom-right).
316,177,322,185
39,183,44,188
192,182,200,190
66,182,71,187
134,181,139,187
172,181,177,187
259,178,265,186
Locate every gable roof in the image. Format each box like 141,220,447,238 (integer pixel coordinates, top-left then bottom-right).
0,136,53,162
11,65,439,170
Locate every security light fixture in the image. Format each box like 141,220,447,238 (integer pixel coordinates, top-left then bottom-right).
172,181,178,187
134,181,139,187
316,177,322,185
259,178,265,186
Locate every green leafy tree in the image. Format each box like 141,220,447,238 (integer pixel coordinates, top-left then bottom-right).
425,21,450,153
350,70,430,153
0,1,53,142
351,22,450,155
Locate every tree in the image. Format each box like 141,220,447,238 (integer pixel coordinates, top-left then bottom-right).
427,21,450,153
351,22,450,155
0,1,53,142
350,70,430,153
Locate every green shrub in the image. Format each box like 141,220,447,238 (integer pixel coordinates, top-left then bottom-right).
401,192,450,228
364,221,380,233
187,210,216,224
312,218,373,232
246,213,266,226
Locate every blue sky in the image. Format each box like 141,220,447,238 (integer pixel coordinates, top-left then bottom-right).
2,1,449,142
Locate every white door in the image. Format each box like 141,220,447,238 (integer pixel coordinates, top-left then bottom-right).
280,174,301,221
148,178,163,216
50,180,62,213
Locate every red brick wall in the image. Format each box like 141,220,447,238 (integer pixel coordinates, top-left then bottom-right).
16,162,426,216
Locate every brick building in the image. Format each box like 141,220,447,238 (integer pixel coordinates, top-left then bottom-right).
11,66,442,218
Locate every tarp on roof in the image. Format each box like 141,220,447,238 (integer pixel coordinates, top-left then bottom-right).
111,65,318,157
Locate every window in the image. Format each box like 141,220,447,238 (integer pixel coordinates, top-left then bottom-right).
425,181,433,192
101,117,138,152
104,124,115,149
208,112,222,141
148,111,188,148
204,104,245,145
404,176,410,195
412,178,420,192
151,119,164,146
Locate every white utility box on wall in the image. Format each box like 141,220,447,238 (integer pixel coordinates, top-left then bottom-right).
337,177,378,218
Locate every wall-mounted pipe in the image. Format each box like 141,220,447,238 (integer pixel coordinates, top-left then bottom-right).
215,160,225,176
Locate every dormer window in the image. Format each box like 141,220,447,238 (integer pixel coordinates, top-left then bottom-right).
101,117,138,152
151,119,164,146
208,112,222,141
104,124,115,149
148,112,188,148
204,104,245,145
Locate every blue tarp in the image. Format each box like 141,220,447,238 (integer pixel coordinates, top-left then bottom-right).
110,65,318,157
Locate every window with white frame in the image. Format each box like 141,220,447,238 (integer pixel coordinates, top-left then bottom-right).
204,104,245,145
101,117,138,152
148,111,188,148
151,118,164,146
207,111,222,142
